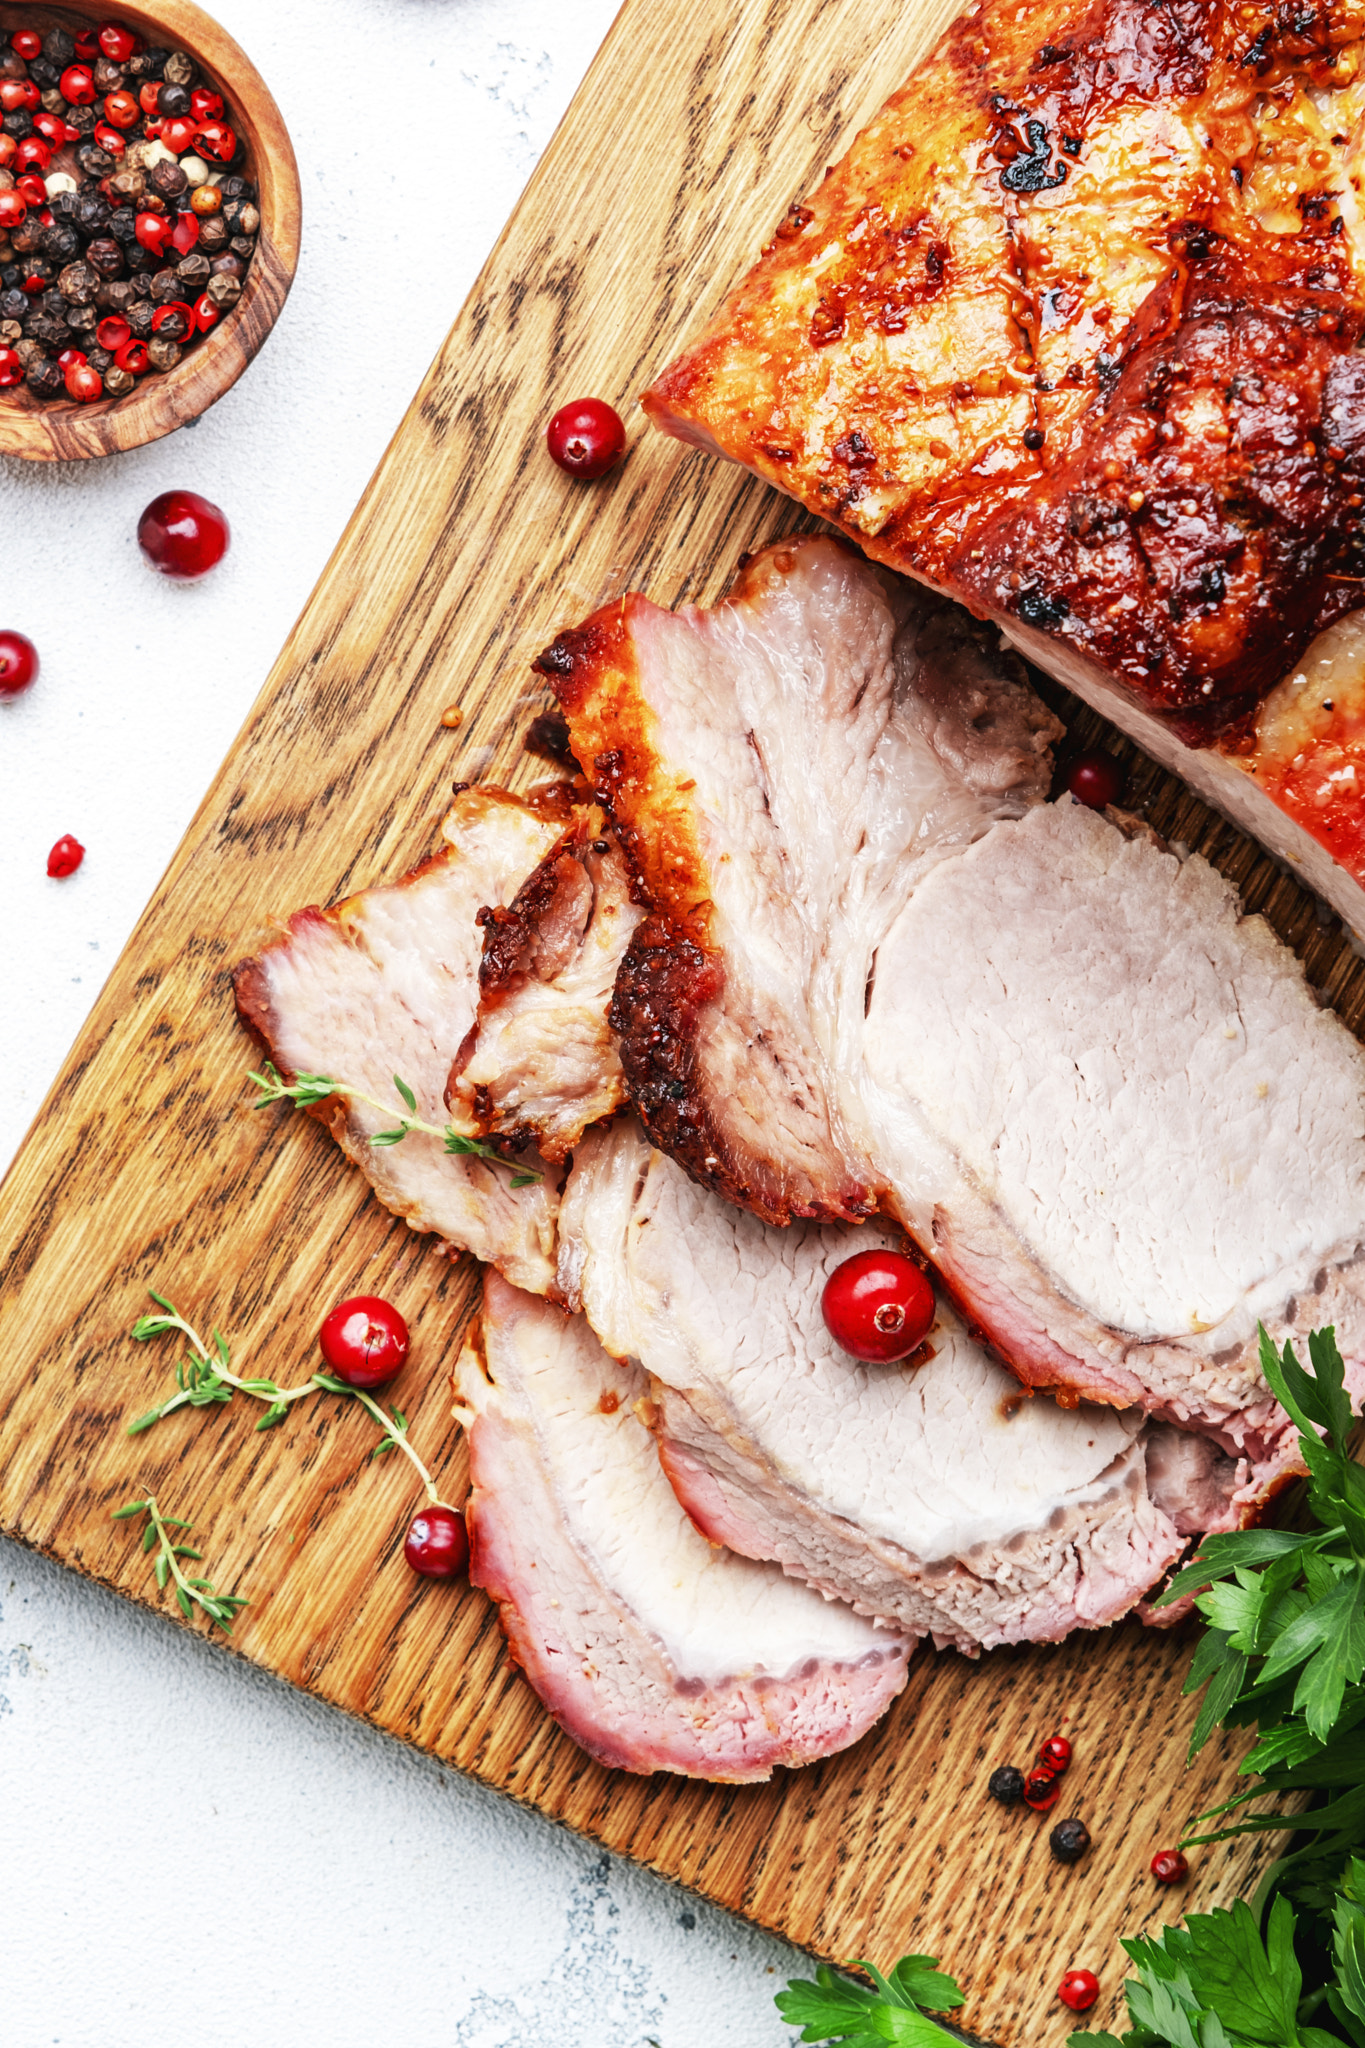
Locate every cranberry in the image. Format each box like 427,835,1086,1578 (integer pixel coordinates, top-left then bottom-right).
96,314,131,352
318,1295,409,1389
47,834,85,879
103,90,139,130
404,1505,468,1579
194,120,237,163
821,1248,935,1363
1049,1817,1091,1864
135,210,174,256
988,1765,1025,1807
160,114,199,155
1037,1734,1072,1773
137,489,230,578
1151,1849,1189,1885
65,361,102,403
60,65,97,107
0,190,26,233
0,630,38,698
1067,750,1123,810
1023,1767,1061,1811
0,347,21,389
547,397,627,480
115,338,150,377
98,22,140,63
1058,1971,1099,2014
10,30,42,60
190,88,224,123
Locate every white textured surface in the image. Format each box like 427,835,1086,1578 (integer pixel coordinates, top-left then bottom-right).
0,4,802,2040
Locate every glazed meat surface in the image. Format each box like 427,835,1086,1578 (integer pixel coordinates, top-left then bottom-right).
556,1121,1225,1652
645,0,1365,749
233,788,571,1296
454,1272,909,1779
545,538,1365,1440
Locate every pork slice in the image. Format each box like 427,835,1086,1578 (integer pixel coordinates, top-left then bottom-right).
448,807,644,1163
641,0,1365,933
233,788,569,1295
539,535,1060,1224
454,1271,909,1779
861,798,1365,1438
557,1122,1199,1654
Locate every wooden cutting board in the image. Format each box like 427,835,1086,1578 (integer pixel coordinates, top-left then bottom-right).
1,2,1352,2040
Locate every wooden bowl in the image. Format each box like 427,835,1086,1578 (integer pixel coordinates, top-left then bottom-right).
0,0,300,460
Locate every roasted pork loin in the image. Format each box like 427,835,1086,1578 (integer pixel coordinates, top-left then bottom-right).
455,1272,910,1778
643,0,1365,938
544,538,1365,1444
233,787,575,1296
559,1121,1286,1652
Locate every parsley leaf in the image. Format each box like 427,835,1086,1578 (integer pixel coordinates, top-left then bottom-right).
776,1956,963,2045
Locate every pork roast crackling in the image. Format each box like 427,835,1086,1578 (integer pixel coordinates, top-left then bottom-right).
642,0,1365,942
540,536,1365,1454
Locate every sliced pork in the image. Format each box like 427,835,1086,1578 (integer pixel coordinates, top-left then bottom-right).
555,1120,1235,1653
544,537,1365,1442
454,1271,909,1778
449,805,643,1163
642,0,1365,937
233,787,573,1296
540,535,1060,1225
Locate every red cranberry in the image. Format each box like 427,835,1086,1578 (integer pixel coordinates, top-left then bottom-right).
134,210,174,257
0,190,26,233
103,90,139,130
0,630,38,698
318,1295,410,1389
821,1248,935,1363
1037,1734,1072,1773
10,30,42,60
0,347,22,389
1058,1971,1099,2014
1151,1849,1189,1885
190,88,224,123
47,834,85,879
96,315,131,352
59,65,97,107
1023,1767,1061,1811
194,120,237,163
65,361,102,403
137,490,230,577
404,1505,469,1579
98,22,140,63
1067,750,1123,810
546,397,627,480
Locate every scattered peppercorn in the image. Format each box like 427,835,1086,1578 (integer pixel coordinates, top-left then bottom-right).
1058,1969,1099,2013
1037,1734,1072,1773
1049,1817,1091,1864
987,1764,1026,1807
525,709,576,766
1023,1767,1061,1811
47,832,84,878
1151,1849,1189,1884
0,16,258,407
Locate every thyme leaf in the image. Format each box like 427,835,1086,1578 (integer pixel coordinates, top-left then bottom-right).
246,1062,541,1182
111,1495,247,1634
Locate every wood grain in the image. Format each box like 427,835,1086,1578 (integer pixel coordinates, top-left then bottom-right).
0,0,300,462
0,0,1337,2039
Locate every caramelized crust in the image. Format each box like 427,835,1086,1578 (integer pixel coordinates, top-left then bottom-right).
645,0,1365,747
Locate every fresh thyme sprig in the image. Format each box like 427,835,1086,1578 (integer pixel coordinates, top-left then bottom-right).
129,1291,454,1511
111,1495,247,1633
247,1062,542,1187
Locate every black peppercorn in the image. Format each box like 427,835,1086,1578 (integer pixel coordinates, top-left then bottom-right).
1049,1818,1091,1865
74,190,111,237
141,48,171,79
229,235,257,263
86,237,124,280
108,207,139,245
198,215,228,251
42,28,77,66
66,104,97,135
157,81,191,117
92,57,126,93
148,160,189,202
86,345,113,374
109,168,145,205
153,305,191,342
49,190,81,225
1023,427,1045,451
206,270,241,308
162,51,195,86
25,354,63,398
175,250,210,290
126,299,154,337
210,252,243,280
988,1765,1026,1807
10,219,45,257
28,57,61,90
27,311,71,351
146,334,181,371
103,362,135,396
39,223,80,266
220,176,255,203
76,142,115,179
98,278,135,313
0,288,27,323
2,111,35,141
67,302,96,331
149,268,182,304
56,259,97,305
